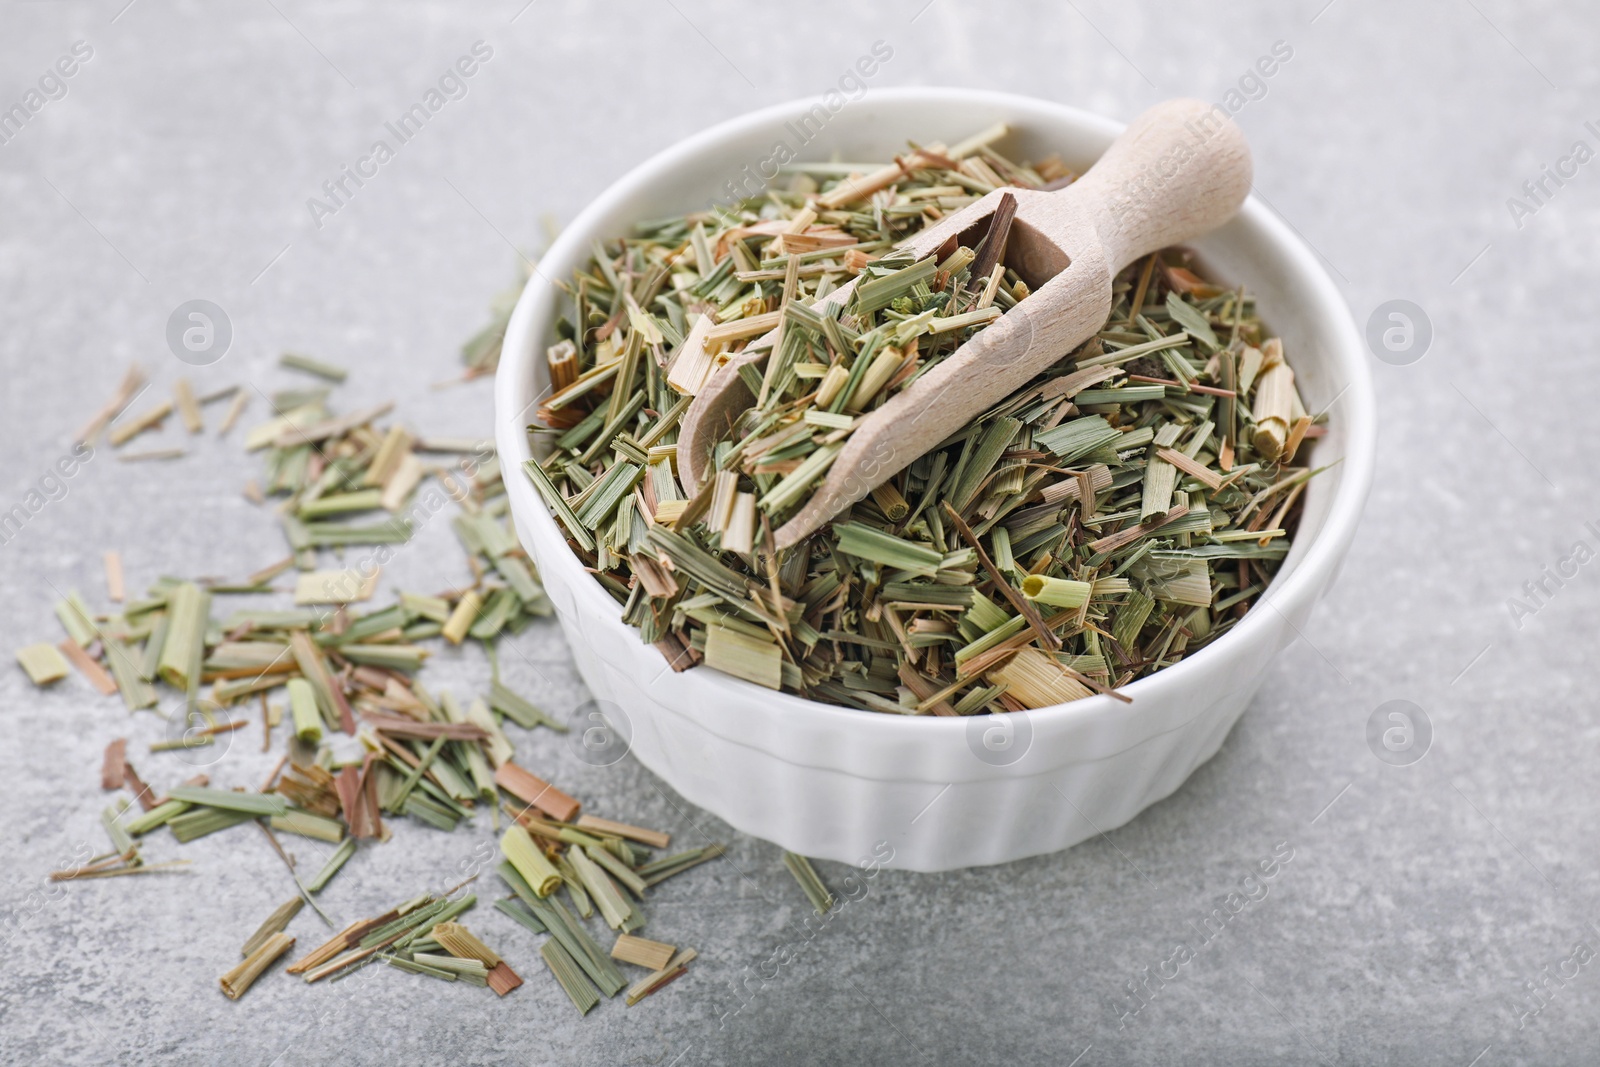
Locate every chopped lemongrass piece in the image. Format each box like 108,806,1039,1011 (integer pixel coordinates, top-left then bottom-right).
611,934,676,971
280,352,348,382
501,825,562,897
220,931,295,999
575,816,670,850
287,678,322,744
293,568,379,605
17,643,70,686
1019,575,1092,609
540,939,600,1015
167,785,288,817
703,625,782,690
782,852,835,915
624,948,698,1006
242,898,304,957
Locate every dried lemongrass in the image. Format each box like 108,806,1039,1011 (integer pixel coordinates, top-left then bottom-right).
16,643,70,686
541,939,600,1015
610,934,676,971
103,551,125,602
496,762,580,822
303,836,356,893
242,898,304,957
221,931,295,999
624,948,697,1006
575,816,669,850
523,153,1319,714
287,678,322,744
59,640,117,695
107,400,173,447
781,852,834,916
501,825,562,897
280,352,348,382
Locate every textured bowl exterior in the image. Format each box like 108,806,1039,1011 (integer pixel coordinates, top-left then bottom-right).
495,89,1375,871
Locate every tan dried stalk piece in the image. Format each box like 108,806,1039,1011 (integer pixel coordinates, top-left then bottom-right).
60,640,117,695
173,378,203,433
986,647,1094,709
293,568,380,605
103,551,124,602
75,363,147,445
107,400,173,447
220,931,295,1000
610,934,677,971
431,921,501,967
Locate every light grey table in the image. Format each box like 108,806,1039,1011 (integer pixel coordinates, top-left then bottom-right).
1,2,1593,1064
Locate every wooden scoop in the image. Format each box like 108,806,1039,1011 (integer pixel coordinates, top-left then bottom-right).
679,98,1252,551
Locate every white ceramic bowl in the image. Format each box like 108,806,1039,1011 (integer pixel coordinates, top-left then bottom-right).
495,88,1375,872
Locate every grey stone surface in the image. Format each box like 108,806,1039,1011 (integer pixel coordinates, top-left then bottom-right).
0,1,1595,1064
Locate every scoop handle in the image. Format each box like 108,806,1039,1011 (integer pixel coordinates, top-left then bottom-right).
1064,98,1253,273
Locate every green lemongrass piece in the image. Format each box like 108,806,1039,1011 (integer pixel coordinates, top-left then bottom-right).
756,441,842,515
953,614,1030,667
385,954,458,981
413,952,488,978
338,644,429,671
299,489,383,518
305,837,357,893
54,595,97,647
211,674,288,704
488,681,567,732
390,735,446,813
637,843,726,887
1019,575,1092,609
126,798,190,835
137,611,169,682
280,352,348,381
287,677,322,743
204,641,291,670
833,522,943,575
400,591,452,622
492,554,543,603
150,736,212,753
1077,333,1191,368
169,806,256,842
16,644,69,686
540,939,601,1015
168,786,288,817
782,852,835,915
242,898,304,957
1075,385,1169,405
494,897,547,935
299,519,412,546
102,802,136,860
703,626,782,690
155,582,208,690
502,825,562,897
1034,416,1123,463
531,894,627,996
522,460,595,552
583,843,648,898
270,809,345,844
567,848,630,930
